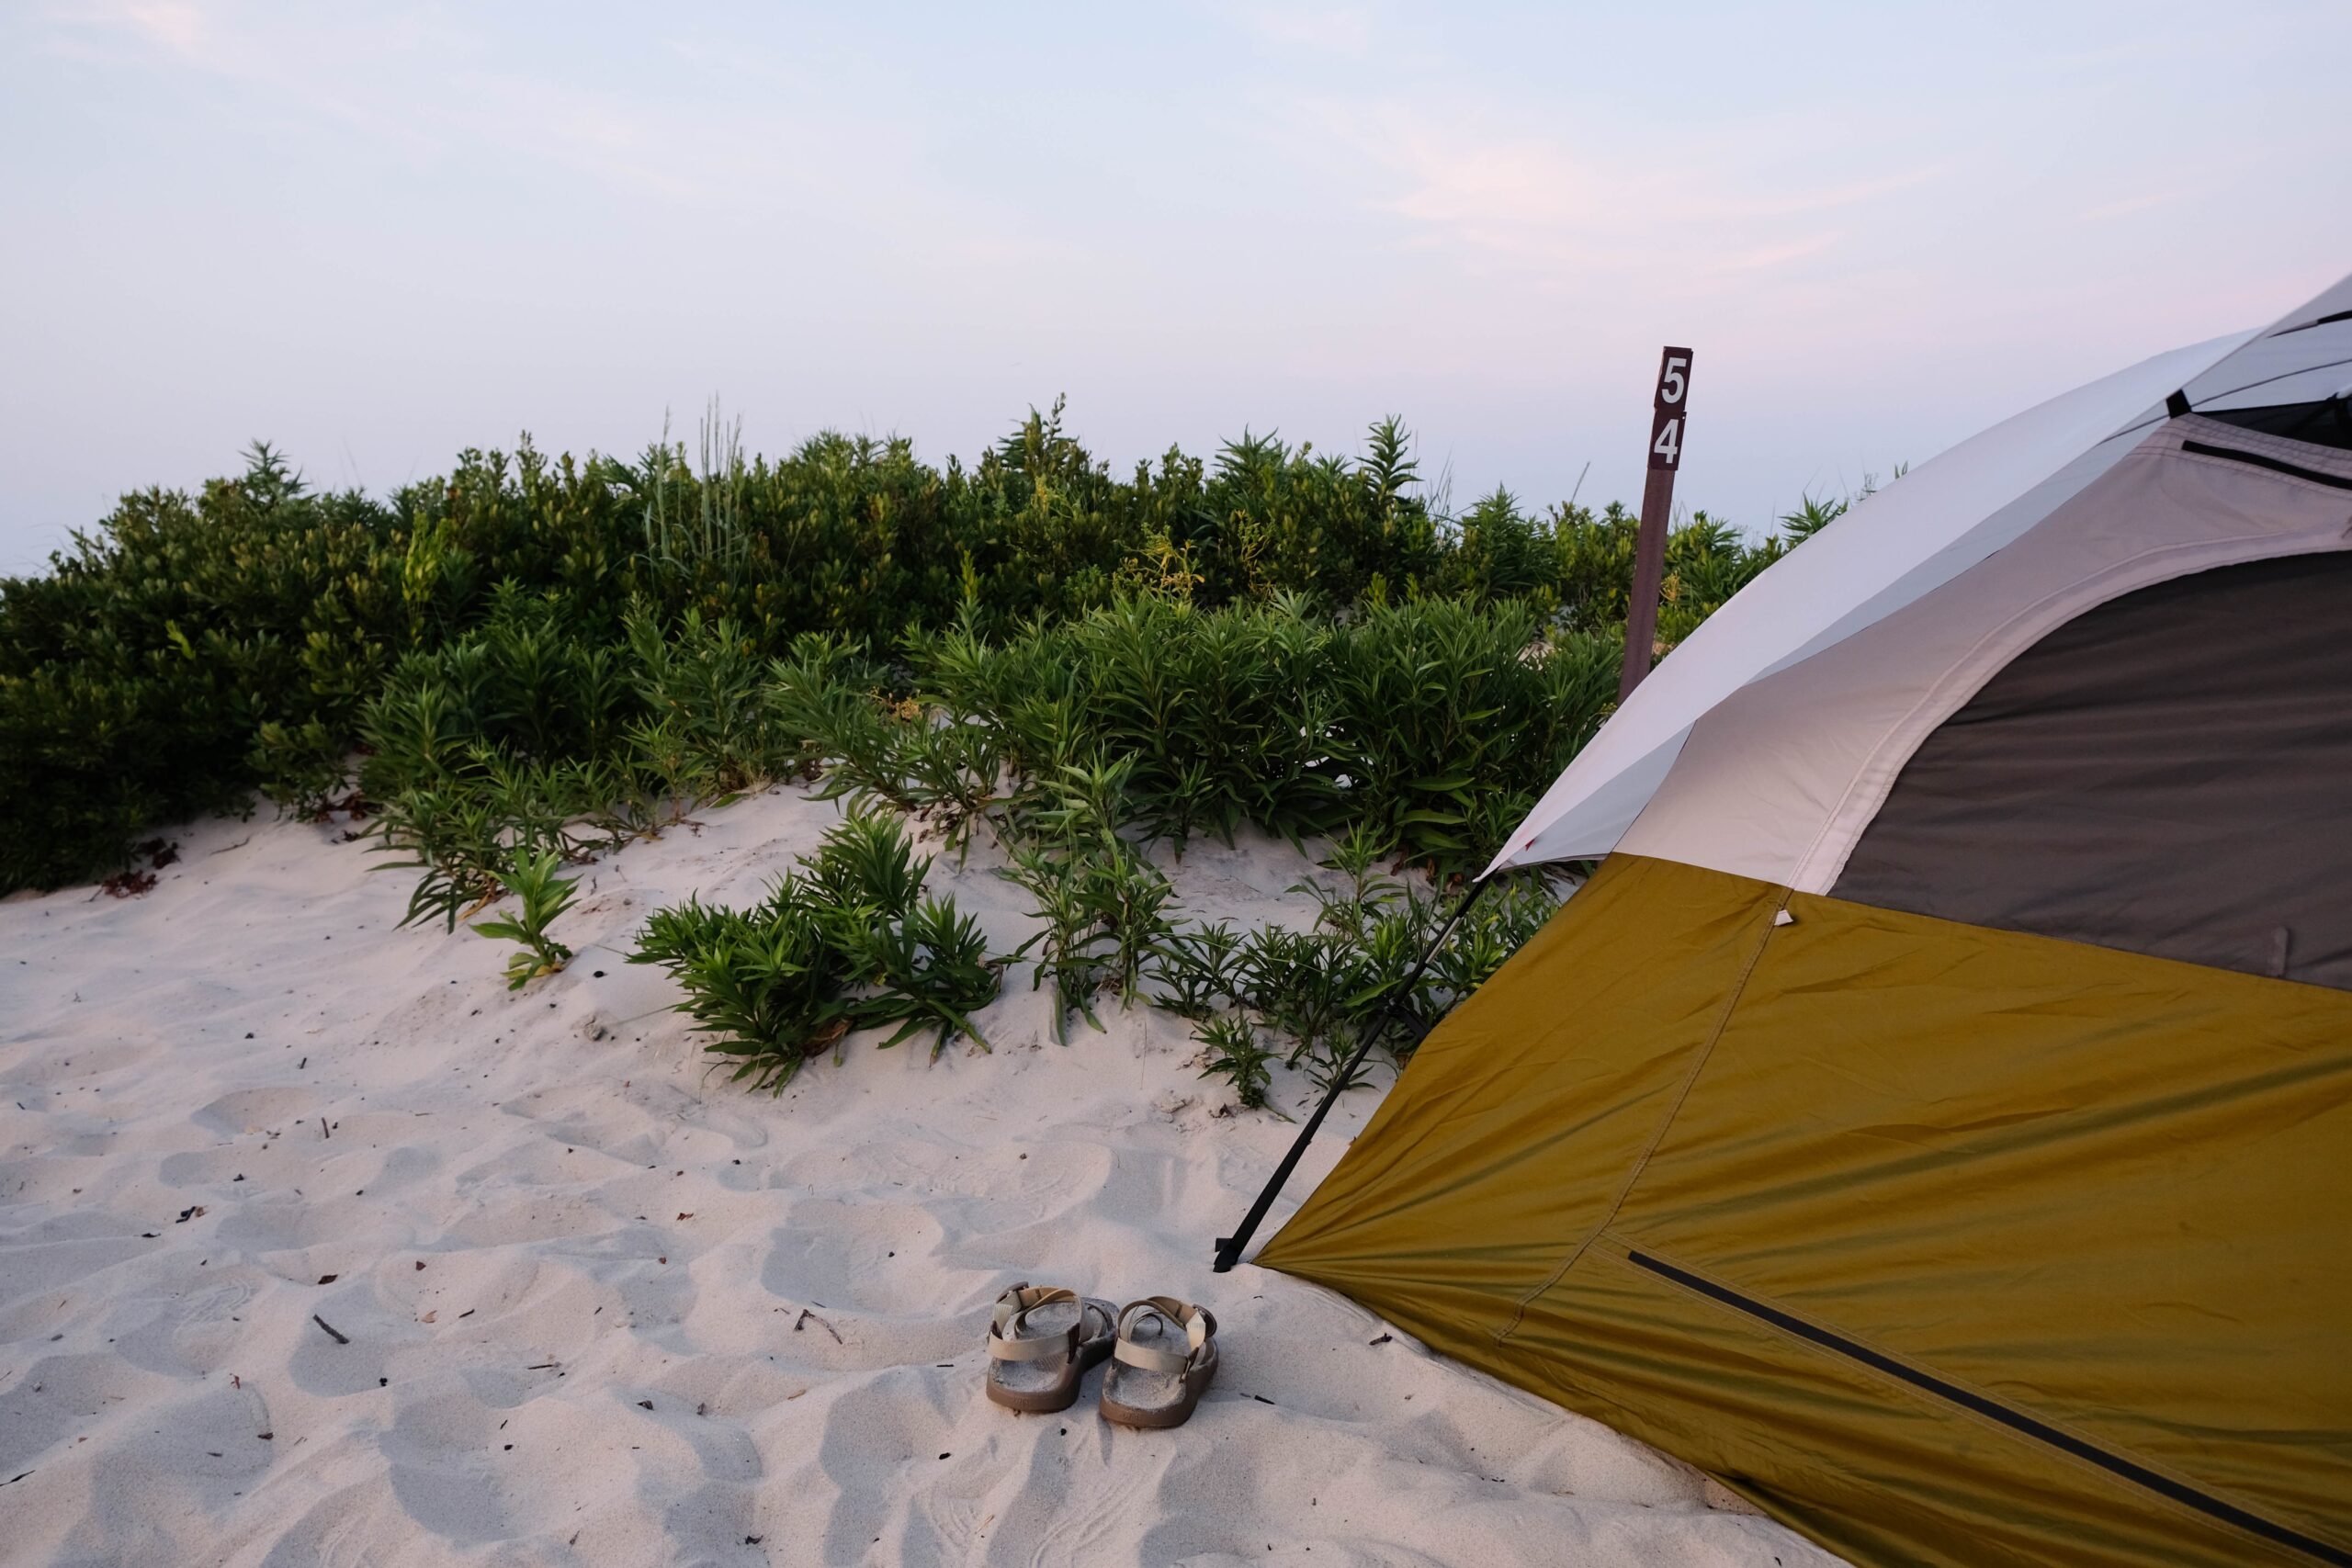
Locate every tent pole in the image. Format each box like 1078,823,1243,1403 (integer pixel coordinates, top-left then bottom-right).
1213,875,1494,1272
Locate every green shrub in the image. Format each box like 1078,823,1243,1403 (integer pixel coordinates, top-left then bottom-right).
771,637,932,820
1145,819,1574,1108
1146,919,1244,1021
629,812,1003,1091
0,408,1803,892
251,717,355,819
1000,757,1182,1043
357,589,643,927
829,896,1001,1056
359,590,822,925
808,807,932,921
1322,597,1607,872
1235,924,1359,1075
1049,594,1338,850
773,590,1617,877
625,604,786,795
1441,487,1558,606
0,445,403,888
634,889,843,1092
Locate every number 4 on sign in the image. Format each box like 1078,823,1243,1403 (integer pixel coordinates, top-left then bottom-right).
1652,418,1681,467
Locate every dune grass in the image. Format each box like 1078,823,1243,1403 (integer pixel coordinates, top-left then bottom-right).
1,406,1868,1101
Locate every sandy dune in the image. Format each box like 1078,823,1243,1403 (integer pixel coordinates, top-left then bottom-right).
1,785,1839,1567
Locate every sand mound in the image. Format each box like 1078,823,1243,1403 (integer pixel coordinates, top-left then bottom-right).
0,786,1839,1566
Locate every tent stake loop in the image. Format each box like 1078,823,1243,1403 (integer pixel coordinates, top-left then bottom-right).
1212,876,1493,1272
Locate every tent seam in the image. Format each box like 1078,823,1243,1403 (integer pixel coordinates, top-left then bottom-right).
1490,886,1788,1347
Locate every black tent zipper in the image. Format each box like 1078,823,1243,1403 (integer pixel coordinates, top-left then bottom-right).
2180,439,2352,491
1624,1249,2350,1566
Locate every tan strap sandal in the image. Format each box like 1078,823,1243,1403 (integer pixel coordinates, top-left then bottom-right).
1099,1296,1218,1428
985,1282,1115,1413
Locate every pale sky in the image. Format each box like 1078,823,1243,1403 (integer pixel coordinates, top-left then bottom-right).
2,1,2346,571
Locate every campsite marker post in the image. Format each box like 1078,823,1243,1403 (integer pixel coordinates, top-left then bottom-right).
1619,346,1693,700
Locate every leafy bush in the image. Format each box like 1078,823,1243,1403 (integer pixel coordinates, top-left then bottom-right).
1144,824,1572,1108
625,604,788,796
1037,595,1339,850
252,717,357,820
1147,919,1244,1021
1,445,404,889
1000,757,1182,1044
634,891,842,1092
1321,597,1612,868
356,587,819,927
830,895,1002,1056
1,410,1815,892
629,812,1004,1091
771,592,1614,876
358,587,644,927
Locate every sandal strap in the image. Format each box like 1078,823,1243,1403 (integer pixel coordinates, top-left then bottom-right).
1113,1337,1192,1375
989,1320,1080,1362
988,1283,1085,1364
992,1282,1075,1334
1112,1296,1215,1374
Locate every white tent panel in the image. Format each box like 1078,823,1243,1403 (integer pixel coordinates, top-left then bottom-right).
1611,417,2352,892
1486,333,2245,874
1490,267,2352,880
2183,274,2352,412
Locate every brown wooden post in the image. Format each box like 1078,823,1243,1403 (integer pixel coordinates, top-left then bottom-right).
1619,345,1693,701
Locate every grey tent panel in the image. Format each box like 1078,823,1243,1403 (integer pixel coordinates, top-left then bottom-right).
1833,550,2352,989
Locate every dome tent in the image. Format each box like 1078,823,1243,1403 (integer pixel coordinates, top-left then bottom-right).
1250,273,2352,1568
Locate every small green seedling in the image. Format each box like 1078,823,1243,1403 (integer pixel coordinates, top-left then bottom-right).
472,848,581,988
1196,1014,1281,1112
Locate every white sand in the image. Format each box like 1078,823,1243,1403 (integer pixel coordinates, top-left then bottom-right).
1,785,1841,1567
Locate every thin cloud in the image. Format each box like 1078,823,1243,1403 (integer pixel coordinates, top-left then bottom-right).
1704,233,1845,274
1227,3,1375,59
40,5,896,206
2078,189,2191,222
1723,164,1947,220
1300,98,1940,283
123,0,204,56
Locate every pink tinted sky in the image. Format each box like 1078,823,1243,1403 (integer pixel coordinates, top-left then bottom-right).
1,1,2345,568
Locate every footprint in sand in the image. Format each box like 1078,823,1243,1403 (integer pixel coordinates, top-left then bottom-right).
192,1086,318,1137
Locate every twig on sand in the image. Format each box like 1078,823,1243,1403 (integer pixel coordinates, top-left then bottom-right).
794,1308,842,1344
311,1314,349,1345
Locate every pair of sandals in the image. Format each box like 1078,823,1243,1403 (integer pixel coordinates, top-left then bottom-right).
984,1282,1219,1427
